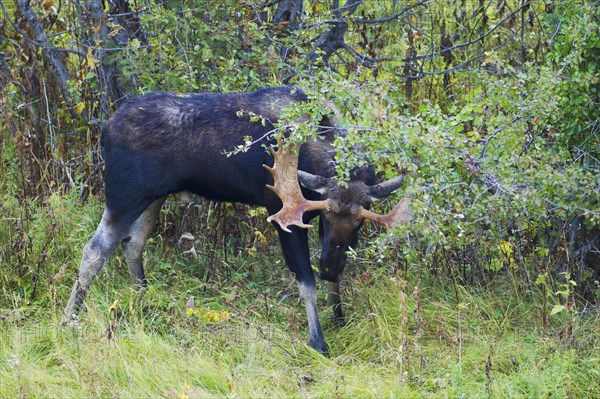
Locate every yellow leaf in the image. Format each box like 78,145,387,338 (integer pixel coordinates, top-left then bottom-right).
108,25,122,38
499,240,513,256
86,47,97,70
109,300,119,314
254,230,267,244
499,240,516,268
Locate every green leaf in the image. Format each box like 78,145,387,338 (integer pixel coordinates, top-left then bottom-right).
550,304,565,316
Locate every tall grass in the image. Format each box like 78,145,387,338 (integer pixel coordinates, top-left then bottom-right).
1,250,599,397
0,183,598,398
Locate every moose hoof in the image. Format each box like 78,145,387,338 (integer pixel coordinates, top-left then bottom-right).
131,282,148,292
332,314,347,327
60,313,80,327
310,338,330,357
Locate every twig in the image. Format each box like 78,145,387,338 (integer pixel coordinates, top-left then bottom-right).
402,1,532,63
353,0,429,25
14,0,76,107
42,81,55,152
479,124,508,160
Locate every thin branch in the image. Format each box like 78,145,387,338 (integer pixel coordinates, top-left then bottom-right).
352,0,429,25
0,1,84,58
42,81,55,151
403,1,532,63
307,0,364,63
14,0,76,107
341,42,391,66
479,124,508,160
306,0,428,29
396,25,521,78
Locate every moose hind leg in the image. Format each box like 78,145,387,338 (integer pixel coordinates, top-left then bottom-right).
122,197,166,287
62,210,130,323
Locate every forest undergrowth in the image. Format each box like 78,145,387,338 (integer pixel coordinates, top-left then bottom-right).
0,192,598,398
1,0,599,397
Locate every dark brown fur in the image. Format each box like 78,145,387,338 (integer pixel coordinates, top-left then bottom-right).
64,87,400,356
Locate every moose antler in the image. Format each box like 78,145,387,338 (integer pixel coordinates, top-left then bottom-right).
358,197,413,230
263,136,333,233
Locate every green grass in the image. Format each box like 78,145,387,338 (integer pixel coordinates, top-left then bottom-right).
1,193,599,398
1,257,599,398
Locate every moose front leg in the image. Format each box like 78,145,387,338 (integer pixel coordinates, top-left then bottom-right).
276,225,329,356
297,274,329,356
327,281,345,326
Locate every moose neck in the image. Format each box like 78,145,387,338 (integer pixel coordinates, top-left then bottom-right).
298,139,378,188
298,139,337,179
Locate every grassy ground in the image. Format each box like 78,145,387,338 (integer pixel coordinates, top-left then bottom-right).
0,195,599,398
1,248,599,398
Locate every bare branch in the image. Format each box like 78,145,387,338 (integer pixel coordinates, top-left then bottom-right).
307,0,364,64
396,23,523,78
0,1,84,57
404,1,532,64
14,0,75,107
352,0,429,25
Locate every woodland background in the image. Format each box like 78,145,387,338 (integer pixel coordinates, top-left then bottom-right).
0,0,599,397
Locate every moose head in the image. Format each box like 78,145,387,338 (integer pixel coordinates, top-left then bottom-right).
264,136,412,282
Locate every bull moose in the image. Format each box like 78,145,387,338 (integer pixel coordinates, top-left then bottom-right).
62,86,411,355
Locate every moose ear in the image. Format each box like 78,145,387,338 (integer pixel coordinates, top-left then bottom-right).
298,171,330,195
368,176,405,200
